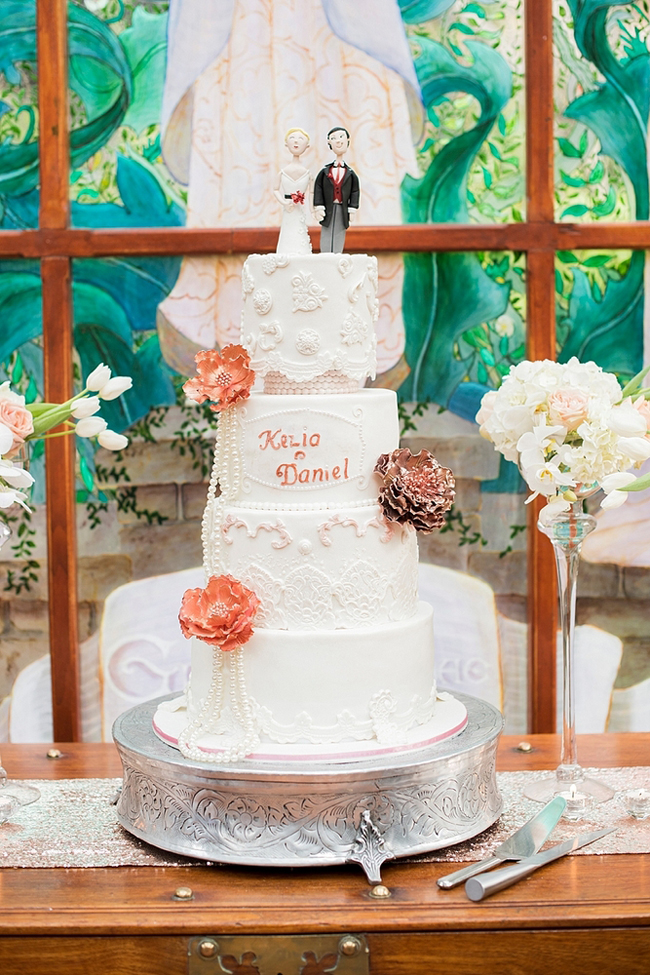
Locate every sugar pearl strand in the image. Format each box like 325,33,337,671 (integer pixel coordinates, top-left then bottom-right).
187,402,254,764
225,647,259,761
178,648,224,760
201,405,243,580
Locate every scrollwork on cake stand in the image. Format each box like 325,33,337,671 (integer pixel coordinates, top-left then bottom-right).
113,692,503,883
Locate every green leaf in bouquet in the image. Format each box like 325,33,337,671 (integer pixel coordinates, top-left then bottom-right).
620,471,650,493
620,363,650,397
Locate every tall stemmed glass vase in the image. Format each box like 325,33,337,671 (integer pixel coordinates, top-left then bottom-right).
524,496,614,804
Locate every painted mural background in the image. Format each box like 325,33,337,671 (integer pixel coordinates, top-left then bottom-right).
0,0,648,740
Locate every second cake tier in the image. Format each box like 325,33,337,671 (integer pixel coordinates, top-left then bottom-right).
234,388,398,506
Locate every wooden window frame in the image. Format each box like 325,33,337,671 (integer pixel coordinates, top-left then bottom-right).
17,0,648,739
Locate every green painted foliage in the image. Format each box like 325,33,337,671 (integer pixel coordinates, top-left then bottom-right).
0,1,132,196
566,0,649,219
399,39,512,404
559,250,644,376
398,0,456,24
0,1,181,439
120,7,168,133
558,1,648,378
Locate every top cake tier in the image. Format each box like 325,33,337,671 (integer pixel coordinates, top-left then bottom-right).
241,253,378,395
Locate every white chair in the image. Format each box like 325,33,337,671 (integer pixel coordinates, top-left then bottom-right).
608,678,650,732
418,562,503,712
99,567,202,739
496,616,622,734
0,630,101,743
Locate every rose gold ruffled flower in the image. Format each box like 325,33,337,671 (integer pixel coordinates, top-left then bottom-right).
179,574,260,651
374,448,455,533
183,345,255,412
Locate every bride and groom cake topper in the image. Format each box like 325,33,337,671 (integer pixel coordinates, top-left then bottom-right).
273,125,359,255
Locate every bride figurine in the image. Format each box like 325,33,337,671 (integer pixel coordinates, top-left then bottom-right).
273,127,312,255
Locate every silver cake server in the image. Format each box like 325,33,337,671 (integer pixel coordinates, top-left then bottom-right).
437,795,567,889
465,827,616,901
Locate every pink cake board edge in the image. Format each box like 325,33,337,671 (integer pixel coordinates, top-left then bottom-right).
151,707,469,763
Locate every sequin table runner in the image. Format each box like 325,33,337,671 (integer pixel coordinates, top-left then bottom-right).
1,768,649,869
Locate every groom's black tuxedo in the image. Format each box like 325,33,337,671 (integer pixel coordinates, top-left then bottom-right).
313,161,360,229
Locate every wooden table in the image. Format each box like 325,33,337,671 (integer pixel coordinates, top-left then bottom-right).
1,735,649,975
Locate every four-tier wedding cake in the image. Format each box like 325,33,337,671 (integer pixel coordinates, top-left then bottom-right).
153,245,467,763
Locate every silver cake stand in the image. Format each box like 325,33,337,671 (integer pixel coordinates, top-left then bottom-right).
113,692,503,883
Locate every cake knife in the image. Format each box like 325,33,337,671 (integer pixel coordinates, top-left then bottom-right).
465,827,616,901
437,795,567,889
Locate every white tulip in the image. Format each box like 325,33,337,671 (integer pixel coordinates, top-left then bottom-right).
0,380,24,404
98,430,129,451
71,396,101,419
86,363,112,391
618,436,650,462
601,472,637,493
600,490,630,509
0,486,28,510
98,376,133,401
0,461,34,487
607,401,647,437
75,416,107,438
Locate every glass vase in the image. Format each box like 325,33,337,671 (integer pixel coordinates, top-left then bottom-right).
524,496,614,804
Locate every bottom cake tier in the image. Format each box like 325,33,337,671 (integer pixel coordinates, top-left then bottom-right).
153,602,468,761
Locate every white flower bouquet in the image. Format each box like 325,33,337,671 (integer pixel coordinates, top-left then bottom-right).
476,357,650,522
0,362,132,511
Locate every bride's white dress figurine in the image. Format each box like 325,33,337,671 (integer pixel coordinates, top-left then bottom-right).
273,128,312,255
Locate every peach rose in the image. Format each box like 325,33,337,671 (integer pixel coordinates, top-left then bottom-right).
179,574,260,651
547,388,590,429
633,396,650,431
0,398,34,454
183,345,255,412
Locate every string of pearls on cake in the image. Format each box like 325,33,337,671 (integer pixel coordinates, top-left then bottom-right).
201,406,243,580
177,647,259,763
181,404,259,763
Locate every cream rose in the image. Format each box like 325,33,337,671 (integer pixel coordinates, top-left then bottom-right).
547,388,590,429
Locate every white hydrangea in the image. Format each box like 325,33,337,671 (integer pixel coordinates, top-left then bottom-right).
476,357,650,518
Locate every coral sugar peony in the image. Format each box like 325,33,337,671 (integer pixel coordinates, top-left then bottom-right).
183,345,255,412
179,574,260,651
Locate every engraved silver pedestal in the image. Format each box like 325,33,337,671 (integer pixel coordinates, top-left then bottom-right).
114,692,503,883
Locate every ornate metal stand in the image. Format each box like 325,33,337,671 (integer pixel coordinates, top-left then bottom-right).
114,692,503,883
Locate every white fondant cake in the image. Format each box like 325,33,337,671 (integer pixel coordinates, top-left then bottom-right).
241,253,377,393
153,252,467,762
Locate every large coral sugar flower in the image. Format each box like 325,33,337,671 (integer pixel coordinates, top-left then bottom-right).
179,574,260,651
183,345,255,412
375,448,455,533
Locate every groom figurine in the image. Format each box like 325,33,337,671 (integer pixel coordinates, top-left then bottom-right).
313,126,359,253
